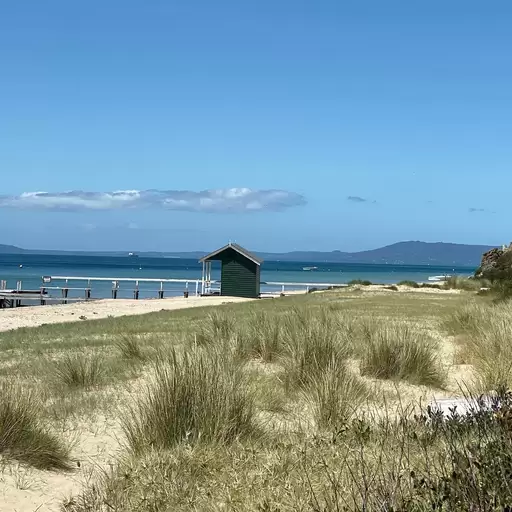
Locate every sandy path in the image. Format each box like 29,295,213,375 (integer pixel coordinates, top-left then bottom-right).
0,296,255,332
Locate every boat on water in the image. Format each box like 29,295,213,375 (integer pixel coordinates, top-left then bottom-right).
428,275,451,282
128,252,139,258
302,266,318,271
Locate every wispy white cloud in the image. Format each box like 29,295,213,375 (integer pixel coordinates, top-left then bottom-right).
347,196,367,203
0,188,306,213
347,195,377,204
469,207,495,214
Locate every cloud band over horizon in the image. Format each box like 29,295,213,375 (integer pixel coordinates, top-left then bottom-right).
0,188,306,213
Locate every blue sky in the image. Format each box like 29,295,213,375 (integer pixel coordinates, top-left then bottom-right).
1,1,511,252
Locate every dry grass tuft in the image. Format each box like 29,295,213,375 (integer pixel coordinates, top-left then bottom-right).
123,346,257,453
305,360,370,429
52,352,105,389
0,381,72,470
114,334,146,361
361,322,446,387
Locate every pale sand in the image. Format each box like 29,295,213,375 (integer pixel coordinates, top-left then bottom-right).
0,296,255,333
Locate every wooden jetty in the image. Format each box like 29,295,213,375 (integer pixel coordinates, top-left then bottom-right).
0,275,348,309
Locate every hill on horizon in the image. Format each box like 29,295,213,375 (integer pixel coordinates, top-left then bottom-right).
0,241,495,266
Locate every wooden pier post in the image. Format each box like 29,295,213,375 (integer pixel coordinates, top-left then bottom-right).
16,281,22,307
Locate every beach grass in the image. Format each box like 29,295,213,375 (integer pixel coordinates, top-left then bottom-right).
123,346,257,453
2,284,507,509
0,381,72,470
360,322,447,387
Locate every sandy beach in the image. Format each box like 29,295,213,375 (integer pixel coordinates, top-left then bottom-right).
0,296,256,332
0,285,459,333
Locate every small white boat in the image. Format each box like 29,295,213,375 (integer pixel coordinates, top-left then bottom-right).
428,275,451,282
303,266,318,271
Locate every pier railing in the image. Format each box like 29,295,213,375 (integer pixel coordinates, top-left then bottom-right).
41,276,210,301
0,276,349,308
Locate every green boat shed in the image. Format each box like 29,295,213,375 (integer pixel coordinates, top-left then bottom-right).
199,243,263,298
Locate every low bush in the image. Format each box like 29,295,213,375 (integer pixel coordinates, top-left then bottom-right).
348,279,373,286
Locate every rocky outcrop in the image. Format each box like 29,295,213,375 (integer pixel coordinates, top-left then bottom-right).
476,244,512,280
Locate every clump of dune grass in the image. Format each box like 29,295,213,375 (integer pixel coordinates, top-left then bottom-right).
281,308,352,390
115,334,146,361
305,360,370,430
52,352,104,389
462,311,512,391
443,302,488,336
236,311,283,362
123,347,257,453
444,276,488,292
196,310,235,346
361,322,446,387
0,381,71,470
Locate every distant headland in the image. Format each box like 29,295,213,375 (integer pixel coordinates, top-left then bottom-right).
0,241,496,266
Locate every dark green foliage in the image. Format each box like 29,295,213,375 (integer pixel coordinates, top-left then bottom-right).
348,279,373,286
384,285,399,291
419,283,441,289
491,279,512,302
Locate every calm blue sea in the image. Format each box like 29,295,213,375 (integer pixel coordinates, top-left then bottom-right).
0,253,475,300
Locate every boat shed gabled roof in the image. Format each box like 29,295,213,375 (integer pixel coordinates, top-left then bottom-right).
199,243,263,266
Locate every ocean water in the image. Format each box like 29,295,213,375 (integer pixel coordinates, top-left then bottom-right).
0,253,475,301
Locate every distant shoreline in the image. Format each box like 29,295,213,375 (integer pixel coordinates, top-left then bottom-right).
0,240,493,266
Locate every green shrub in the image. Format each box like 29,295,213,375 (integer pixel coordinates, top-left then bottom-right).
420,283,442,289
348,279,372,286
0,381,71,470
361,322,446,387
490,279,512,302
123,347,257,453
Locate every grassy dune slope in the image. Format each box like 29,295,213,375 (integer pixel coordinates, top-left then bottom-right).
0,286,510,511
